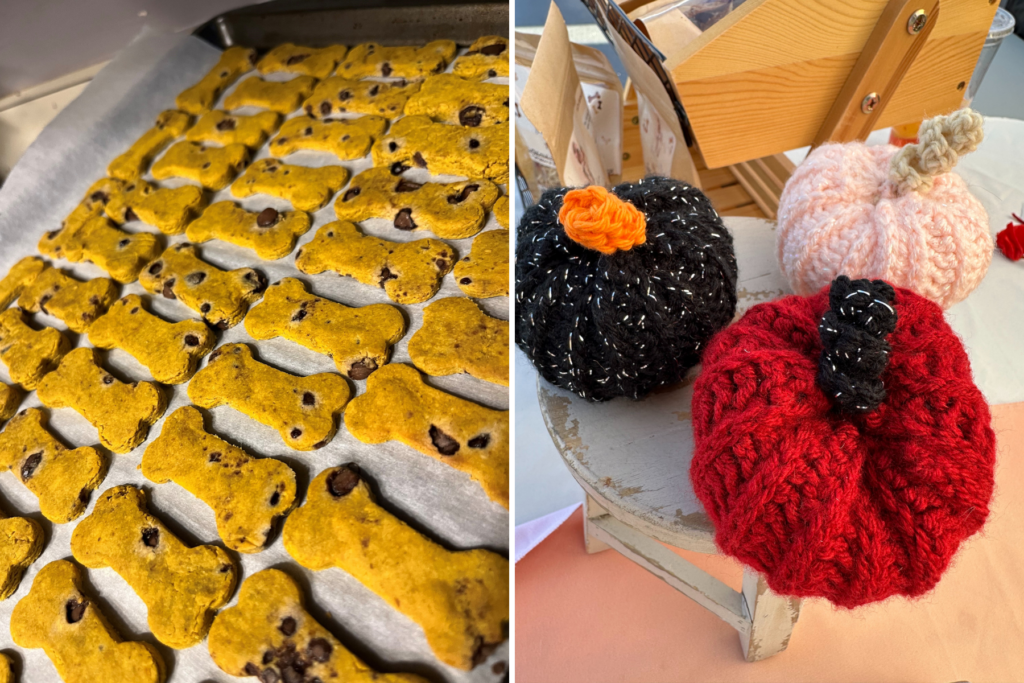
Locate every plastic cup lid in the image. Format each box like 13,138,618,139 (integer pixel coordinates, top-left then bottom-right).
989,7,1015,41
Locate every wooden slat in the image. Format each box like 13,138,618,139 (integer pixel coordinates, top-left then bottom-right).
730,161,778,217
698,166,737,189
704,183,752,212
722,202,767,218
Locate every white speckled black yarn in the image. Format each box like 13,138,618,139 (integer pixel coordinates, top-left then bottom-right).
515,176,738,402
817,275,898,413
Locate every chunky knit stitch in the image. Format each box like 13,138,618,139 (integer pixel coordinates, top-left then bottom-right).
516,176,737,402
691,281,995,607
559,186,647,254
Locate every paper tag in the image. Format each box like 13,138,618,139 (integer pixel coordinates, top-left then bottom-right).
581,82,622,177
637,92,677,177
562,88,609,188
514,63,561,190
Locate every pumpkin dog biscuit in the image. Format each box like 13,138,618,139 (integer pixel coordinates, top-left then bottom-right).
224,75,318,115
268,115,387,160
143,406,297,554
0,256,46,309
105,180,207,235
258,43,349,80
139,243,267,329
62,178,127,234
232,158,349,212
295,222,454,305
210,568,427,683
0,382,20,422
346,364,509,508
494,194,509,229
11,560,167,683
409,297,508,386
335,166,498,239
108,110,192,181
0,309,70,390
373,115,509,183
18,267,118,333
405,74,509,127
39,216,162,284
177,45,257,115
283,465,509,669
246,277,405,380
71,485,238,649
452,36,510,80
455,229,509,298
186,202,312,261
0,509,43,599
151,140,249,191
186,110,281,148
0,408,107,523
337,41,457,79
188,343,350,451
0,653,11,683
88,294,215,384
303,77,421,120
36,347,166,454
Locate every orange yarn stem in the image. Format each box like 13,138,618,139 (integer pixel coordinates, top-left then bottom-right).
558,186,647,255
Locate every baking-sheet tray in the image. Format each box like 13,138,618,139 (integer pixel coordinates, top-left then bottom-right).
0,19,509,683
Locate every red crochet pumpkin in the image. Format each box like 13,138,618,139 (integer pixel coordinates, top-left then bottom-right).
690,277,995,608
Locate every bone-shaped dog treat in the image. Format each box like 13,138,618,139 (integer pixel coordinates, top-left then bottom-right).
0,256,46,309
451,36,509,80
372,115,509,183
139,243,267,329
36,347,166,454
257,43,349,80
185,202,312,261
334,166,498,239
0,309,70,390
70,485,237,649
0,508,43,599
494,194,509,229
303,77,421,120
245,277,405,380
105,180,207,235
268,115,387,160
107,110,192,181
283,465,509,669
224,75,318,115
0,653,11,683
0,408,107,523
88,294,215,384
295,221,454,305
62,178,127,234
231,158,350,212
186,110,281,148
188,343,350,451
143,406,297,554
18,267,118,333
0,382,19,423
454,229,509,299
151,140,249,191
408,297,508,386
39,216,162,284
337,40,457,79
11,560,167,683
404,74,510,127
345,364,509,507
176,46,257,115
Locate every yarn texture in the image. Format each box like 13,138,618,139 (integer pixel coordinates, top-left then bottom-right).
559,186,647,255
516,176,737,402
691,281,995,608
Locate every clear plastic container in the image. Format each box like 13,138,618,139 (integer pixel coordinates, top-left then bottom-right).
640,0,734,32
964,7,1016,105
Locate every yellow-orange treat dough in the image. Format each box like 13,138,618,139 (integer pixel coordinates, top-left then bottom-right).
246,277,405,380
295,222,454,305
0,408,107,523
283,465,509,669
186,110,281,148
185,202,311,261
345,364,508,508
334,166,498,239
143,406,297,554
39,216,161,284
224,75,318,115
268,115,387,160
0,256,47,309
0,508,43,599
231,158,349,212
210,568,428,682
139,243,267,329
303,77,421,120
454,229,508,299
405,74,509,127
151,140,249,191
177,46,257,115
105,180,207,235
408,297,508,386
62,178,127,234
337,41,456,79
0,309,70,390
70,485,237,649
0,382,20,423
36,347,166,454
88,294,215,384
373,115,508,183
107,110,192,181
494,194,509,229
452,36,509,80
18,267,118,333
0,652,12,683
188,343,350,451
11,560,167,683
257,43,349,80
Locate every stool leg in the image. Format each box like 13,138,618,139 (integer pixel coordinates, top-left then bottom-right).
583,494,611,554
739,568,802,661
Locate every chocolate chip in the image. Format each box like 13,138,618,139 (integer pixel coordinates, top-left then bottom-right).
447,184,480,204
124,207,139,222
102,375,114,385
216,118,237,131
388,141,398,152
201,303,212,313
184,334,199,347
131,307,139,314
307,638,332,663
79,488,91,504
286,53,310,65
338,90,352,101
492,661,507,675
320,101,331,115
468,434,490,449
378,267,397,288
304,126,313,135
281,668,301,683
302,392,316,406
459,106,485,127
429,425,460,455
435,258,448,270
394,208,416,230
327,465,360,497
90,191,108,203
269,491,280,506
202,162,211,169
471,638,500,667
290,427,302,439
395,179,422,192
481,42,506,56
413,152,427,168
279,616,297,636
460,277,472,285
162,279,177,300
257,207,279,227
390,162,410,175
244,663,261,676
381,62,392,76
348,358,377,380
291,309,307,322
468,139,480,149
487,69,497,78
216,320,230,330
342,187,361,202
20,452,42,481
260,670,279,683
118,238,130,248
369,84,380,96
186,272,206,285
148,261,163,275
209,452,221,462
263,651,275,665
89,295,100,306
503,98,509,107
65,598,88,624
142,527,159,547
38,294,52,313
246,270,268,294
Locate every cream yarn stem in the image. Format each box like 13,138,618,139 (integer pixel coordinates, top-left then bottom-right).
889,108,984,194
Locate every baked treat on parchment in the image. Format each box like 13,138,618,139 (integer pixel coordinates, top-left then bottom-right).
107,109,192,181
303,77,421,120
454,229,509,298
372,114,509,183
224,75,318,115
408,297,508,386
336,40,456,79
18,266,118,333
186,110,282,148
268,114,387,161
404,73,509,127
104,180,207,235
0,308,70,390
452,36,509,80
185,202,312,261
231,158,349,212
176,45,257,115
257,43,349,80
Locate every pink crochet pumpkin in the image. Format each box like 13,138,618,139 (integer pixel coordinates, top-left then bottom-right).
777,109,992,309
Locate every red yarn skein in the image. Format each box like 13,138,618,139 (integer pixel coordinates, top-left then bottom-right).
690,284,995,608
